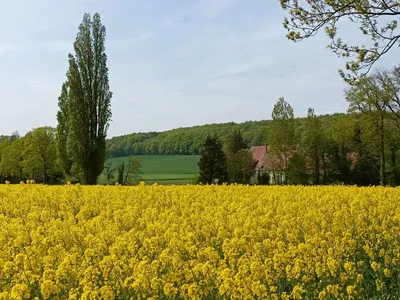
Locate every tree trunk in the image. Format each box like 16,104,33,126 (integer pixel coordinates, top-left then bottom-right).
118,169,124,185
43,168,47,185
391,147,396,170
85,169,98,185
379,117,386,186
314,151,320,185
389,145,396,186
83,152,100,185
322,150,327,185
284,155,288,185
340,143,347,184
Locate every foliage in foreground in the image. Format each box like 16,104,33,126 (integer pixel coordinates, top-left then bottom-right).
0,184,399,299
280,0,400,82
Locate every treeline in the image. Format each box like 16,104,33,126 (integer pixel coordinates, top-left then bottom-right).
106,122,270,156
0,128,143,185
266,99,399,186
196,107,400,187
196,65,400,187
107,117,336,157
0,128,63,184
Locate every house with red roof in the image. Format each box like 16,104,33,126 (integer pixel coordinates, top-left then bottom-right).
250,145,359,185
250,145,286,184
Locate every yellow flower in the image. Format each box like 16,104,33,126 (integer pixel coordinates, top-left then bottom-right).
0,184,397,299
163,283,178,297
371,261,380,272
270,286,278,293
0,292,10,300
11,283,30,300
281,292,290,300
327,259,338,275
383,268,391,277
326,284,339,297
356,274,363,283
343,261,355,275
376,279,384,291
292,285,305,299
99,286,115,299
40,280,59,299
346,285,355,296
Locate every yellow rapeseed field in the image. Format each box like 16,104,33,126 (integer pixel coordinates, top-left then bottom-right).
0,182,399,299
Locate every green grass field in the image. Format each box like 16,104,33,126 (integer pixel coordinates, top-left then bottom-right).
100,155,200,185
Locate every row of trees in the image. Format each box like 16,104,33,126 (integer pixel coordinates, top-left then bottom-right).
346,66,400,185
0,129,142,185
278,0,400,186
266,66,400,186
268,100,362,186
197,64,400,187
9,99,396,187
0,128,62,184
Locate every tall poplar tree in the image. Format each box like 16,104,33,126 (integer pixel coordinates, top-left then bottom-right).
57,13,112,184
56,82,73,179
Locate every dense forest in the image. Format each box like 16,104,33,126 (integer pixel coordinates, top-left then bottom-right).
106,113,345,157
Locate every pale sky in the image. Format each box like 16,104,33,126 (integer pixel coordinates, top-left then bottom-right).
0,0,398,137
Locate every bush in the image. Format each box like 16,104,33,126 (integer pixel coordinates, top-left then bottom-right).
257,172,270,185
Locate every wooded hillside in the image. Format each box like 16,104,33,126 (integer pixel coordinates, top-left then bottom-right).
106,113,345,157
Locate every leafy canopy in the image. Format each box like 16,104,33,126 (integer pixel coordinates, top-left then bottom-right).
281,0,400,81
268,97,296,171
198,135,228,184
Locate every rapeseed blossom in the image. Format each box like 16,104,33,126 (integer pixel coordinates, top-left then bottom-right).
0,184,399,299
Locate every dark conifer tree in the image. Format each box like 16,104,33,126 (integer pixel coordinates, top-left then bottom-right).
198,135,227,184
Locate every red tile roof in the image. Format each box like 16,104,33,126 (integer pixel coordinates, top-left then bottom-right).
250,146,269,168
250,145,285,171
250,145,359,173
